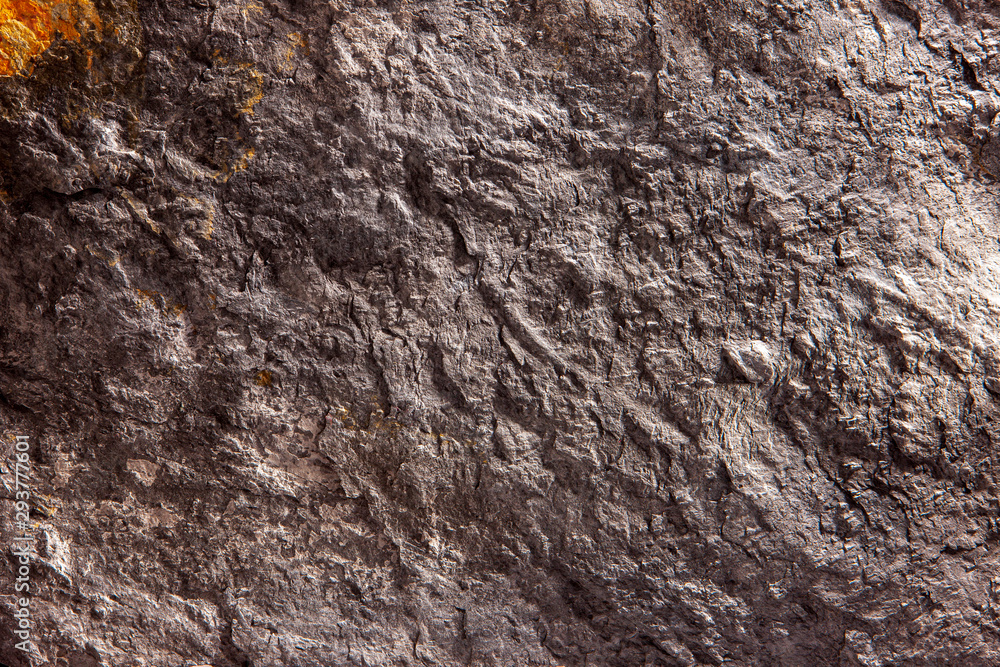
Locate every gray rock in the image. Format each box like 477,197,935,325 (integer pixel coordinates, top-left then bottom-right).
722,341,776,384
1,0,1000,665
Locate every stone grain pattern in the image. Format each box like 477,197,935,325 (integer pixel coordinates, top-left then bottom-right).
1,0,1000,665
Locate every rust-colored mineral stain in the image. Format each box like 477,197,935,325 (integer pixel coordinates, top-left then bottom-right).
0,0,101,76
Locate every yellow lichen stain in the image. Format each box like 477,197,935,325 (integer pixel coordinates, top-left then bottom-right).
198,200,215,239
214,146,255,183
240,0,264,19
85,243,119,267
170,193,216,240
0,0,102,77
207,51,265,118
133,288,186,318
254,369,273,387
34,493,58,518
119,190,161,234
282,31,308,71
236,64,263,117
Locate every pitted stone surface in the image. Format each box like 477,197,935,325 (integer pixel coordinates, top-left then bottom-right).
3,1,1000,665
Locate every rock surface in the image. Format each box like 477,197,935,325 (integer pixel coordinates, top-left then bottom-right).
3,0,1000,665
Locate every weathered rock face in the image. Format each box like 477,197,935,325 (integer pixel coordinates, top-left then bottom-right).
3,0,1000,664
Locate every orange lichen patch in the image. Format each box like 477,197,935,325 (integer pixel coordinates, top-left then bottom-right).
0,0,102,77
207,51,265,117
214,146,255,183
287,31,308,52
85,243,119,267
239,0,263,19
189,197,215,239
281,31,308,71
133,288,186,318
236,64,263,116
33,493,58,517
201,211,214,239
119,191,161,234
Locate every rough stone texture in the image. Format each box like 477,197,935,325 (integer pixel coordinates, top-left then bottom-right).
3,0,1000,665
